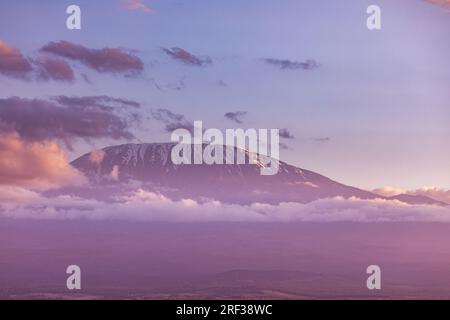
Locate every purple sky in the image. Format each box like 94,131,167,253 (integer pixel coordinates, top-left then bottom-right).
0,0,449,190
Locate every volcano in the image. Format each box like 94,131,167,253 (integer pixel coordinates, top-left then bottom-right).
69,143,447,206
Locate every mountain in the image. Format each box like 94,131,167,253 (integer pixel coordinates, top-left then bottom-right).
69,143,447,206
389,194,448,206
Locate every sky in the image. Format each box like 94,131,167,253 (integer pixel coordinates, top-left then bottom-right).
0,0,449,191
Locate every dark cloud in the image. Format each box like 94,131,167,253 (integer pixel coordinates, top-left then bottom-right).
54,95,141,110
34,56,75,82
265,58,319,70
151,108,194,133
0,97,136,150
314,137,331,143
0,39,33,79
162,47,212,66
217,80,228,87
279,128,294,139
166,79,186,91
81,73,92,84
41,41,144,75
280,142,290,150
224,111,247,124
53,95,142,125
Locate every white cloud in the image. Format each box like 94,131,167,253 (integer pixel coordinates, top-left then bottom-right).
372,186,405,197
0,186,41,203
1,188,450,223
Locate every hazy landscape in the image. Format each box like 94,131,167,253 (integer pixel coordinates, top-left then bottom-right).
2,220,450,299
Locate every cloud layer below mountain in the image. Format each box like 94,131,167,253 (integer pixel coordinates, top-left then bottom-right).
1,187,449,222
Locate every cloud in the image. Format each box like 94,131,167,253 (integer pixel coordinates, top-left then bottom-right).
110,165,120,181
313,137,331,143
0,186,41,204
81,73,92,84
427,0,450,4
425,0,450,12
0,97,135,149
217,80,228,87
408,187,450,204
41,41,144,75
54,95,141,110
34,56,75,82
0,133,85,189
162,47,212,66
0,38,33,79
123,0,153,13
373,186,405,197
265,58,319,70
279,128,294,139
279,142,290,150
89,149,107,165
151,108,194,133
2,188,450,222
166,78,186,91
373,186,450,205
224,111,247,124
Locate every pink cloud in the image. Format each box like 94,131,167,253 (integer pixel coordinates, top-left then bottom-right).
425,0,450,12
0,38,33,79
123,0,153,13
34,56,75,82
0,133,85,189
426,0,450,6
0,186,41,204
